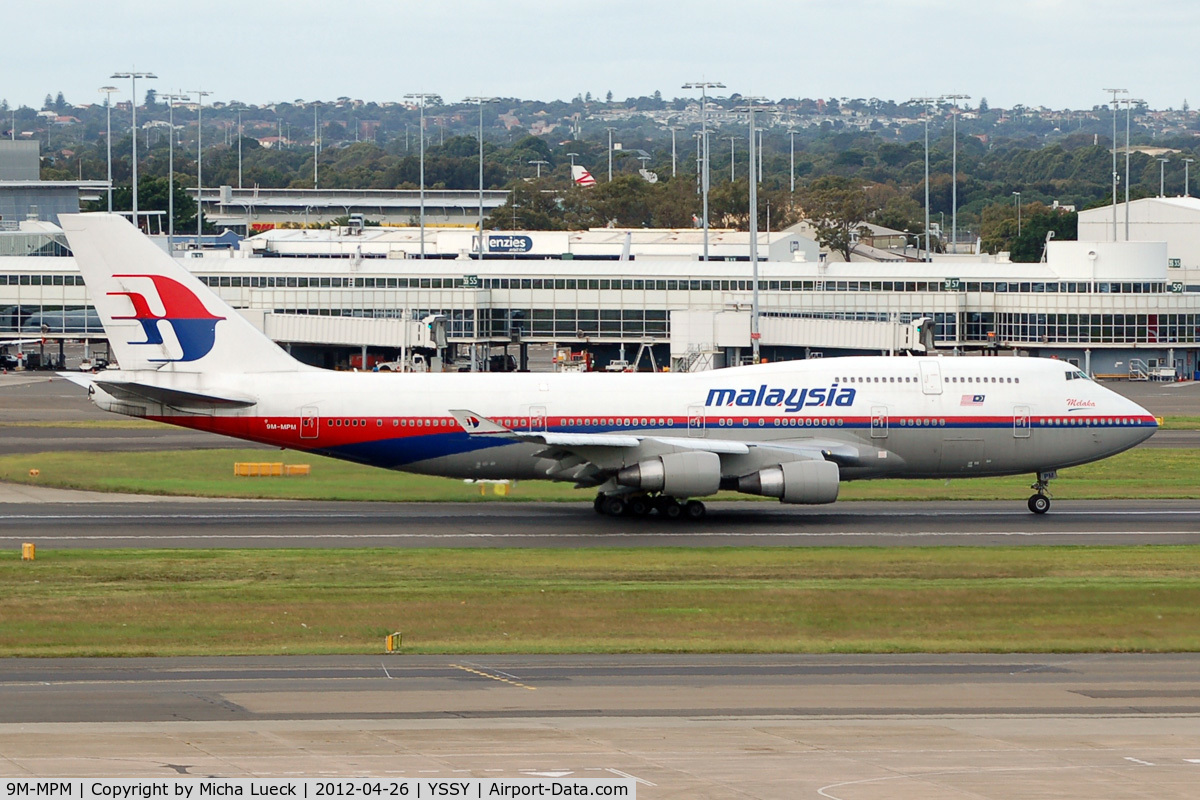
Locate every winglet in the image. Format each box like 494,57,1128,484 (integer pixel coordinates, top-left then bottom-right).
448,409,516,436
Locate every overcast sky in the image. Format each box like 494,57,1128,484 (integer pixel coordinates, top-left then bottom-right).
4,0,1197,112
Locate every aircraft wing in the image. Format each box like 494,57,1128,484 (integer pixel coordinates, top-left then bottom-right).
449,409,749,453
449,409,849,486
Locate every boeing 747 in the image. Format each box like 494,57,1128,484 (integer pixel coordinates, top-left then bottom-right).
59,214,1157,519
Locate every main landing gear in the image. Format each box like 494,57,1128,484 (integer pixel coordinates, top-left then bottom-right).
594,492,706,520
1027,470,1057,514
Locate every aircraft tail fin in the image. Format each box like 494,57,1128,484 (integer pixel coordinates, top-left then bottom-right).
59,213,307,374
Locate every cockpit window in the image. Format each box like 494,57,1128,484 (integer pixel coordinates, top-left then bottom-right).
1065,369,1092,382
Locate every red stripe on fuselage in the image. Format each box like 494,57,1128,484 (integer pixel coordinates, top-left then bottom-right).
145,413,1158,452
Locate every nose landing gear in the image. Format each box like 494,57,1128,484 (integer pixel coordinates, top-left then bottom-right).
1027,470,1057,514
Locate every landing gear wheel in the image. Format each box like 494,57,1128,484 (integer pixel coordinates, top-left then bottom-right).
593,494,606,514
600,496,627,517
1028,494,1050,515
657,497,683,520
627,495,653,516
1028,470,1056,515
683,500,706,520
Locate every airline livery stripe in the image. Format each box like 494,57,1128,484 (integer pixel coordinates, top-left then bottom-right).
147,414,1158,461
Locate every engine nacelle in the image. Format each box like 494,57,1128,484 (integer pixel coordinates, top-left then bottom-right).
737,459,840,504
616,451,722,498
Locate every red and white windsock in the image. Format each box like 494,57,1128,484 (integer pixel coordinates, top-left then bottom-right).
571,165,597,187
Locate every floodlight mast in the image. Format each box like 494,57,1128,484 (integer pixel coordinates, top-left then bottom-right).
736,96,769,363
1124,97,1144,240
111,71,156,227
98,86,118,213
404,93,439,259
1103,88,1128,242
464,96,497,257
189,89,212,240
942,93,970,253
683,81,725,262
162,92,190,252
911,97,939,262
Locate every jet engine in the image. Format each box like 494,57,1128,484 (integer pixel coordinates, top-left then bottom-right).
616,451,722,498
737,459,840,504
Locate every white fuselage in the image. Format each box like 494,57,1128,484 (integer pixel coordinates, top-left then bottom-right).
91,356,1157,485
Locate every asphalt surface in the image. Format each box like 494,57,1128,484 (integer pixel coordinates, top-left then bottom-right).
3,373,1200,797
2,498,1200,547
3,653,1199,724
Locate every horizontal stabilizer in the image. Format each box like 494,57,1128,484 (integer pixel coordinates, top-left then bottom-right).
95,380,257,409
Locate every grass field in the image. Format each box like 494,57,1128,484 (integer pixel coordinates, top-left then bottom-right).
2,547,1198,657
0,446,1197,502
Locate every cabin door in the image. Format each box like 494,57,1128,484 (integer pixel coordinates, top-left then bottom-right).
300,406,319,440
1013,405,1031,439
687,404,707,437
919,360,943,395
870,406,889,439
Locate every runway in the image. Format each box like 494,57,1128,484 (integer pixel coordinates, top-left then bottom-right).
2,498,1200,548
2,654,1198,798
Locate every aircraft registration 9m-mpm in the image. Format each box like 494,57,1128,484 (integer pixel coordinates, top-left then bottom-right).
60,214,1158,519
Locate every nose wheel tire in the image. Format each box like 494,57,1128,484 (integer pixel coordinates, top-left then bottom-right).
1028,494,1051,514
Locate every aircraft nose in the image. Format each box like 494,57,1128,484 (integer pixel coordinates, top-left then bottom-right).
1125,398,1159,446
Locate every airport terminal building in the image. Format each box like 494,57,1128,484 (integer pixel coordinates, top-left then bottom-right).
2,208,1199,377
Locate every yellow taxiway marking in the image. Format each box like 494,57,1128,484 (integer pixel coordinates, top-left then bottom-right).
450,663,537,690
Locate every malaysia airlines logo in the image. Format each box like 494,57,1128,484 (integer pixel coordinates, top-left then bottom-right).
706,383,856,413
108,274,225,362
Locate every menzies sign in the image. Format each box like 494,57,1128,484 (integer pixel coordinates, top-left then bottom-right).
487,234,533,254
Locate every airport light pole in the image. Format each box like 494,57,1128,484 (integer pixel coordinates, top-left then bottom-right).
683,81,725,262
788,128,798,192
235,105,244,189
1013,191,1021,237
756,128,763,185
111,71,156,227
943,93,970,253
1158,157,1170,197
1104,88,1128,241
741,96,767,363
463,96,496,256
605,127,616,182
566,152,579,169
98,86,118,213
190,89,211,240
668,125,680,177
162,92,189,252
1124,97,1142,240
404,93,438,259
312,101,321,190
1185,158,1194,197
528,159,548,178
724,135,738,181
911,97,938,262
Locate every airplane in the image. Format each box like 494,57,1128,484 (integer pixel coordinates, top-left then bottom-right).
57,213,1158,519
